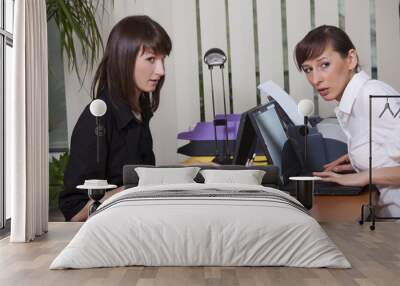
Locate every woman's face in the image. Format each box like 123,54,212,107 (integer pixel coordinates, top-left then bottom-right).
134,47,166,94
301,45,357,102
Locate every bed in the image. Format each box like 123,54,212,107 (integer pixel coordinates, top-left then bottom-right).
50,165,350,269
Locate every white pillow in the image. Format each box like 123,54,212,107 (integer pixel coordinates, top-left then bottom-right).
200,169,266,185
135,167,200,186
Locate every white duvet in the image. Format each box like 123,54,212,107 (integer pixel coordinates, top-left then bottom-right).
50,183,350,269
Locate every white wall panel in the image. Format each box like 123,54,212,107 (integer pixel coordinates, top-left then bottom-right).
228,0,257,112
170,0,200,133
286,0,313,103
256,0,284,104
315,0,339,117
345,0,371,76
199,0,230,121
315,0,339,27
375,0,400,92
113,0,144,22
171,0,200,162
65,1,121,145
143,0,179,164
63,63,93,146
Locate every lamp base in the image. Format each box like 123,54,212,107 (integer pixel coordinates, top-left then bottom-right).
298,125,309,136
87,189,106,216
212,154,233,165
89,201,102,216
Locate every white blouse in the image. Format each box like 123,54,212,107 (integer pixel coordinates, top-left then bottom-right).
335,71,400,217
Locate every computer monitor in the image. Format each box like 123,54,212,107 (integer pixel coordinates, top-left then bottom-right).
232,112,257,165
232,102,364,195
233,101,291,173
248,102,289,177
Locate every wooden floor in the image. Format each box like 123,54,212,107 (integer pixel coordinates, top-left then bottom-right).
1,221,400,286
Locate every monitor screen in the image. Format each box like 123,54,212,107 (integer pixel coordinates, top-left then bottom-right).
249,102,289,176
232,112,257,165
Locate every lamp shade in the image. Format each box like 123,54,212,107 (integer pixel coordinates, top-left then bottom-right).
297,99,314,117
204,48,227,67
90,99,107,117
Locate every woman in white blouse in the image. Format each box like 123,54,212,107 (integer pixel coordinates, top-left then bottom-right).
294,25,400,217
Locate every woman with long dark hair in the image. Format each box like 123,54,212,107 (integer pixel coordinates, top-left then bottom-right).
59,16,172,222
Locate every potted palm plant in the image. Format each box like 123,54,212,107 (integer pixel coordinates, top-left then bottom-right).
46,1,113,220
46,0,111,83
49,151,69,210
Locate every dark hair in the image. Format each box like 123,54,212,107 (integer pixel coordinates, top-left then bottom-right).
294,25,358,71
91,15,172,113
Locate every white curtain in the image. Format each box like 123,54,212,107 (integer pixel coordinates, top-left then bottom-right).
8,0,49,242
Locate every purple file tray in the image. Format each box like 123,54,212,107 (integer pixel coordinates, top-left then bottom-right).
178,114,241,141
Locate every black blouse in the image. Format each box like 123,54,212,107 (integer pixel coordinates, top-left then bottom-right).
59,90,155,221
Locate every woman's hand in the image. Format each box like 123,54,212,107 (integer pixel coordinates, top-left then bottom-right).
100,186,125,203
313,171,368,187
323,153,354,173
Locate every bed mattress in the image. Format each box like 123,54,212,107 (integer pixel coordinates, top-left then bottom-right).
50,183,350,269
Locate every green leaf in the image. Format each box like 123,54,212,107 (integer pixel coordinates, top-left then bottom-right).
46,0,113,85
49,151,69,185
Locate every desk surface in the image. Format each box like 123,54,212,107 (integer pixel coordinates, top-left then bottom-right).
312,192,369,222
183,156,268,165
182,158,369,222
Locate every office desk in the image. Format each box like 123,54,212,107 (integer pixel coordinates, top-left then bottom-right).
311,192,369,222
182,157,369,222
182,156,267,165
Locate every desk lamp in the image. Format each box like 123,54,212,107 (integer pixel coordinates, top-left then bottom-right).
77,99,113,216
204,48,231,164
289,99,316,210
90,99,107,163
297,99,314,174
